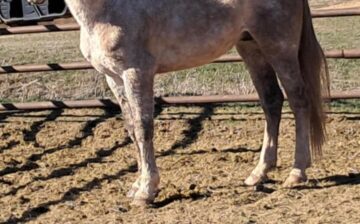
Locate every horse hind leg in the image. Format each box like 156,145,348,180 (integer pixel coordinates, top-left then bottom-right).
244,0,327,187
236,40,284,186
263,51,312,187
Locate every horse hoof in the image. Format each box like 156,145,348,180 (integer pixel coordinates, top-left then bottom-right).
130,189,157,207
282,174,306,188
244,173,267,186
131,198,152,207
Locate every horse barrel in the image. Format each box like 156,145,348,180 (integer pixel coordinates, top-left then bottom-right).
0,0,67,24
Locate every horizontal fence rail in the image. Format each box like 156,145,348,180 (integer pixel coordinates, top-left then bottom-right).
0,23,80,35
1,49,360,75
311,7,360,18
0,61,92,74
0,91,359,111
0,8,360,36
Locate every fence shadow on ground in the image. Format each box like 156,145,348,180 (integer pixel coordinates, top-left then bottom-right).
0,108,118,177
158,105,215,157
22,109,64,144
2,163,138,224
0,140,20,154
1,105,215,222
0,108,138,223
2,137,132,197
0,111,30,154
3,104,358,223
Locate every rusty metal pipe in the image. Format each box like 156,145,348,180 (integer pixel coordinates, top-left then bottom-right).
0,99,118,111
312,8,360,18
0,23,80,35
0,61,92,74
0,8,359,36
1,49,360,75
0,91,359,111
214,49,360,62
158,91,360,104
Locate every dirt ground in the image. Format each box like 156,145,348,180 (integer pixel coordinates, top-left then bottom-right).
0,105,359,224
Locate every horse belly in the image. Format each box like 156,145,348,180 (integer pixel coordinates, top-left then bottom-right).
146,1,242,73
154,32,237,73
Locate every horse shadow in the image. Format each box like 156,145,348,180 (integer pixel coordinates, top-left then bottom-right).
294,173,360,190
153,191,210,209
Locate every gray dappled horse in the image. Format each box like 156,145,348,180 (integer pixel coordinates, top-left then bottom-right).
28,0,329,206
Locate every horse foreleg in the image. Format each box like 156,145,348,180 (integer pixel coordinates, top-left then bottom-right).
105,75,143,198
121,68,159,205
237,41,284,186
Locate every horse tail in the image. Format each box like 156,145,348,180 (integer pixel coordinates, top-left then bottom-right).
299,0,330,160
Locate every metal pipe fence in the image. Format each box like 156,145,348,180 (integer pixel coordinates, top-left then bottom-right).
0,7,359,111
1,49,360,75
1,90,359,111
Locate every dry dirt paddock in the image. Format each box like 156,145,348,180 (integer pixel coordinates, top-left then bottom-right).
0,105,359,224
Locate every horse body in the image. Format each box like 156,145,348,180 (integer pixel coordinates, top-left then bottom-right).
69,0,303,74
144,0,243,72
30,0,329,206
72,0,243,73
